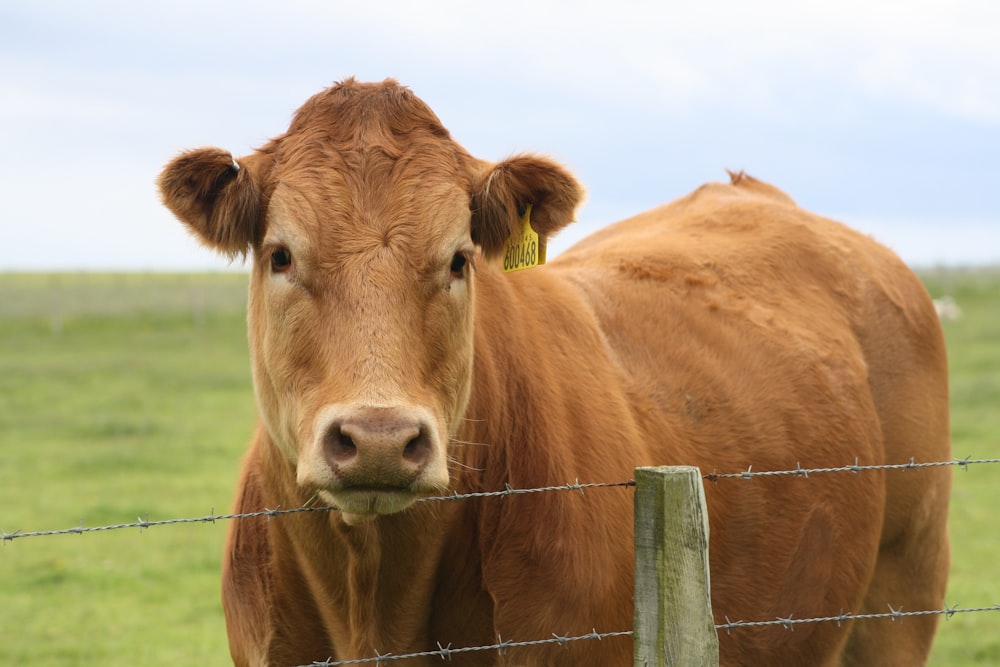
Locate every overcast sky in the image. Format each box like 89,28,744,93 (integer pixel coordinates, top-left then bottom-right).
1,0,998,270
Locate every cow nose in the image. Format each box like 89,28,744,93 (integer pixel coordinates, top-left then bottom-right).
323,407,432,486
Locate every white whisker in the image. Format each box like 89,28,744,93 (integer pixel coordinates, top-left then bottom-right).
448,457,485,472
449,438,491,447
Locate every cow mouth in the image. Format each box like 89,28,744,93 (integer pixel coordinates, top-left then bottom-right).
324,485,425,525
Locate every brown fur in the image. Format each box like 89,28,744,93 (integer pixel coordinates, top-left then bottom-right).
158,78,950,666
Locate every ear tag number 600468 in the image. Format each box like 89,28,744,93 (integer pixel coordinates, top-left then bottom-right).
502,204,546,273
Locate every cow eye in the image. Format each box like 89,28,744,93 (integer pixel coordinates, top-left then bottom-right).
270,247,292,273
450,252,467,279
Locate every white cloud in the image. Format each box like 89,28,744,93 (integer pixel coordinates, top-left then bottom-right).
0,83,124,124
1,0,997,269
11,0,999,121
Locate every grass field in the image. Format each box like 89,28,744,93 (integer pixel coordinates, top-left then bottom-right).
1,269,997,665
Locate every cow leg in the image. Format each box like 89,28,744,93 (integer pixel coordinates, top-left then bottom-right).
839,465,950,667
841,523,948,667
843,280,951,666
838,467,951,667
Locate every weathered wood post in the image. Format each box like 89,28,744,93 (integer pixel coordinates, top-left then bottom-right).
633,466,719,666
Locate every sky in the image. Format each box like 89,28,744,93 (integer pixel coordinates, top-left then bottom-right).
1,0,998,270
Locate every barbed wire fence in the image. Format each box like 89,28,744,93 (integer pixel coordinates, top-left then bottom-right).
4,457,1000,666
5,459,996,544
0,481,635,542
287,603,1000,667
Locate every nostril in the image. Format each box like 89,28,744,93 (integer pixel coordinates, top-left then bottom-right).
326,427,358,465
337,432,356,454
401,430,430,467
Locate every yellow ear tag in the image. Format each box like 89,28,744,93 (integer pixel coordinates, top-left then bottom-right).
501,204,546,273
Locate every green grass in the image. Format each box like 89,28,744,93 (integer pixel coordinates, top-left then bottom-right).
922,267,1000,665
0,269,997,665
0,273,254,666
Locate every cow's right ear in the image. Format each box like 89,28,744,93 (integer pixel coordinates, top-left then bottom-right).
157,148,268,257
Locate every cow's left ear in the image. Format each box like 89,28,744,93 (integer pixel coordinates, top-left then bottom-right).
471,154,584,259
157,147,271,258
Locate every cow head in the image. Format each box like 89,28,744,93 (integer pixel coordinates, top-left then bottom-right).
158,79,582,524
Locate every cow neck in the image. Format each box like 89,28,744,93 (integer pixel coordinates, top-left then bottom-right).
263,434,456,660
256,431,450,659
462,267,577,493
334,520,384,655
329,500,456,659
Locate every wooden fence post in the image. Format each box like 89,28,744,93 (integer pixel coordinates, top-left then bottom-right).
633,466,719,667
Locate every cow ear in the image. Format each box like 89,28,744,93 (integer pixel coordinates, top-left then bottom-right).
471,154,584,259
157,148,268,257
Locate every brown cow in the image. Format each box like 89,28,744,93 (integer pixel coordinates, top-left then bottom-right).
158,78,951,666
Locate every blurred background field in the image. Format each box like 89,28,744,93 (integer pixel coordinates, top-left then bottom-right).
0,272,253,665
0,269,997,665
0,272,249,326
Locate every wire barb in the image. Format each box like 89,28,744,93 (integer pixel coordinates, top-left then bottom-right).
435,642,453,661
1,528,22,544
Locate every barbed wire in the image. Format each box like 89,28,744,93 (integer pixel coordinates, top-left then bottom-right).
1,506,321,543
0,480,635,544
290,602,1000,666
293,629,634,666
703,456,1000,482
4,457,998,543
716,603,1000,633
423,479,636,500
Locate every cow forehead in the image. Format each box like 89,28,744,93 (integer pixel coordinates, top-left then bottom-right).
269,78,477,197
260,83,480,259
265,169,474,268
284,78,452,145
